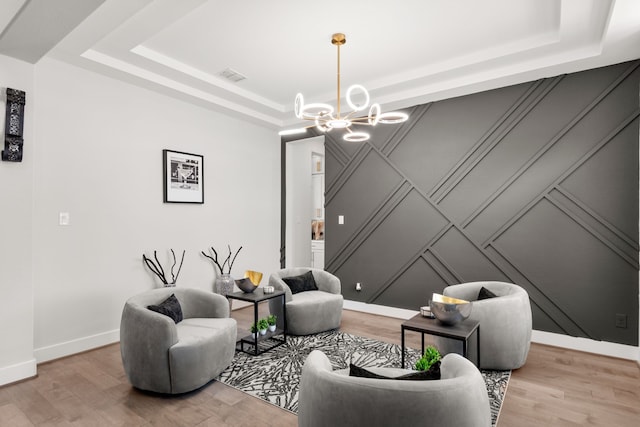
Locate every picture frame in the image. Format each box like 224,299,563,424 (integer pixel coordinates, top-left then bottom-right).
163,149,204,204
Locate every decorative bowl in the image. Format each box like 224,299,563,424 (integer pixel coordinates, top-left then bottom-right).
430,293,472,325
245,270,263,286
235,277,258,293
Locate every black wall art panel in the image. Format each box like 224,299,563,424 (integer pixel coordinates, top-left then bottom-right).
323,60,640,346
2,87,26,162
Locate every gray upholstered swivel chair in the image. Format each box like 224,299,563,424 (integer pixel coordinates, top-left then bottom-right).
268,267,343,335
298,350,491,427
443,281,532,370
120,287,237,394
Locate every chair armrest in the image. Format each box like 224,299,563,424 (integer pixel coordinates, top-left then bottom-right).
121,302,178,350
312,269,341,294
269,274,293,303
179,289,229,319
120,301,178,390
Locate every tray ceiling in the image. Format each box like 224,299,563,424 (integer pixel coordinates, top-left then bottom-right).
2,0,640,130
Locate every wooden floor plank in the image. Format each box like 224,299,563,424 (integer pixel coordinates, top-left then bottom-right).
0,307,638,426
0,403,35,427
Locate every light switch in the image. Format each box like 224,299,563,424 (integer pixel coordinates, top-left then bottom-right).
338,215,344,225
59,212,70,226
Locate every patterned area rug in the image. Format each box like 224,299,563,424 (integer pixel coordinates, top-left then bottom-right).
217,331,510,426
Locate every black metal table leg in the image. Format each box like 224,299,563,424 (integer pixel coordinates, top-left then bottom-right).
401,325,406,368
253,301,259,356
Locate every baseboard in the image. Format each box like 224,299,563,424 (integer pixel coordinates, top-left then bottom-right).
0,358,37,386
27,303,639,366
344,300,417,320
34,329,120,363
343,299,640,361
531,330,639,361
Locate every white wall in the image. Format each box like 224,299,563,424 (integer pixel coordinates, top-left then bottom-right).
0,54,36,385
30,57,281,362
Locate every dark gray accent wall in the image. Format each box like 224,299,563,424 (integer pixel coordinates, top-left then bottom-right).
322,60,640,346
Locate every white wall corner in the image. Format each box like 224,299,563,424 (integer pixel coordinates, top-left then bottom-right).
0,358,37,387
34,329,120,363
344,299,640,361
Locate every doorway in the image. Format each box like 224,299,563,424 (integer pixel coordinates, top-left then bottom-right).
285,135,325,268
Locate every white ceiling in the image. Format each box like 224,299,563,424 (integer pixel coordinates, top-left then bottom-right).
2,0,640,131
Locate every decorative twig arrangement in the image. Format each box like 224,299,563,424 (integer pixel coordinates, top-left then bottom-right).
142,249,185,286
201,245,242,275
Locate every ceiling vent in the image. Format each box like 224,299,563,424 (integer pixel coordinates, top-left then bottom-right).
218,67,246,83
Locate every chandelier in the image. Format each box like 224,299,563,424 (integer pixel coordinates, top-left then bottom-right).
291,33,408,142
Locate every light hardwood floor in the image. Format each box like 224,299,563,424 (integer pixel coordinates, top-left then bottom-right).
1,307,638,426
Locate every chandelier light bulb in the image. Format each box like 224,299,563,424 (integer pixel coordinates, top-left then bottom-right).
377,111,409,124
278,128,307,136
327,119,351,129
368,103,381,126
300,103,334,120
343,132,370,142
315,117,331,133
346,84,370,112
294,93,304,119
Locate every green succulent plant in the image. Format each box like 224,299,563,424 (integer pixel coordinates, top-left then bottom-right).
267,314,277,326
414,345,441,371
258,318,269,331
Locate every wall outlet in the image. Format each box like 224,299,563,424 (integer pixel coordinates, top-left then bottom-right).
355,282,362,291
615,313,627,328
59,212,70,226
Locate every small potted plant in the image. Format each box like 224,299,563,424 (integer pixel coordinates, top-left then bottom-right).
267,314,277,332
250,323,259,340
414,345,441,372
258,318,269,335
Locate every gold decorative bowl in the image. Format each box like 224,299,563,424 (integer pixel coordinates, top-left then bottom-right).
430,293,472,325
235,277,258,293
245,270,263,286
235,270,263,293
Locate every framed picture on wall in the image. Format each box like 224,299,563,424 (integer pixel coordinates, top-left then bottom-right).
163,149,204,204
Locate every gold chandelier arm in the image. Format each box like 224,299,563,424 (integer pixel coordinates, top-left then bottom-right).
344,112,375,124
343,110,358,120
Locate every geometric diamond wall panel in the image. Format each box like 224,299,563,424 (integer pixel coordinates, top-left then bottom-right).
325,149,404,252
321,59,640,346
492,198,638,345
333,188,449,301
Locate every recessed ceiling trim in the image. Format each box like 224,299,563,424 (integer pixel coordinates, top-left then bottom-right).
81,49,283,128
0,0,106,63
359,31,562,101
92,0,207,52
131,44,285,112
0,0,27,38
370,43,604,113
